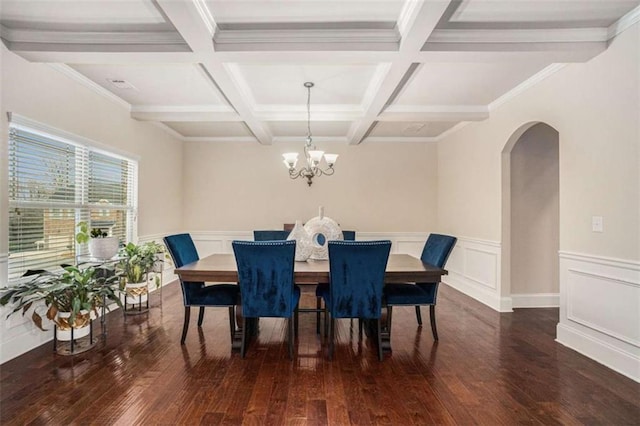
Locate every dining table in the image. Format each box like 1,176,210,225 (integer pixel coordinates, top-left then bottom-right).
174,253,447,352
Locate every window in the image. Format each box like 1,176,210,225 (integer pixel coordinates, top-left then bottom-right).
7,116,138,282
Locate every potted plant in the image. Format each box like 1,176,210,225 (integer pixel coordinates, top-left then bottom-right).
76,222,119,260
118,241,165,305
0,265,122,342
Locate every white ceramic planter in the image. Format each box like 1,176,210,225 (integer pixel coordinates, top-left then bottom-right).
55,310,93,341
88,236,119,260
123,281,148,304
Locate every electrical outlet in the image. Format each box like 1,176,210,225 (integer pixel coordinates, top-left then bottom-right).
592,216,603,232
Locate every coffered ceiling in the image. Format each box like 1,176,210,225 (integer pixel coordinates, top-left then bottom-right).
1,0,639,144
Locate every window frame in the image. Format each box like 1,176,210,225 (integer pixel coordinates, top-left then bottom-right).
7,113,139,282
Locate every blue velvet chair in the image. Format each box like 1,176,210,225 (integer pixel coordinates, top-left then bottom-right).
383,233,457,340
318,240,391,361
253,230,290,241
232,240,300,359
315,230,356,333
164,234,239,345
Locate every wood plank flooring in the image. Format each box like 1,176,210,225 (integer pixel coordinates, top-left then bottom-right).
1,282,639,425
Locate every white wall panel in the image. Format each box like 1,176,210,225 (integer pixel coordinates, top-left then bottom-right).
558,252,640,381
424,237,509,311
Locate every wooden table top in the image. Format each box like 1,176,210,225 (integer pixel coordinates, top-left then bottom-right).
175,253,447,284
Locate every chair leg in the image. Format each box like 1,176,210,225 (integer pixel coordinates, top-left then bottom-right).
241,316,248,358
228,306,235,344
324,306,329,337
197,306,205,327
430,305,438,341
316,297,322,334
288,316,295,360
294,308,299,338
386,306,393,336
180,307,190,345
376,319,383,361
329,317,335,360
415,305,423,326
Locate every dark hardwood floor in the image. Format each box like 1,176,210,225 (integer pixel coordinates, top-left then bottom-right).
1,282,639,425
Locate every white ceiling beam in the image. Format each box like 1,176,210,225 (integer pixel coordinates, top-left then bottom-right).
415,45,606,63
154,0,273,144
379,105,489,122
14,50,197,64
347,0,452,145
130,105,241,122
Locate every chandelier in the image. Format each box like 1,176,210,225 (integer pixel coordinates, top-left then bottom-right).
282,82,338,186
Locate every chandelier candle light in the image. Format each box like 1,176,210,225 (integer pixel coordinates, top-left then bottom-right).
283,82,338,186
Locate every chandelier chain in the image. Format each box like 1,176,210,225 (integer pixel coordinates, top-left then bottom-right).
306,83,312,141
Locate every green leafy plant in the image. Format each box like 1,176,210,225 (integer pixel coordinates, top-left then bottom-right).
119,241,165,285
75,221,109,244
0,265,123,331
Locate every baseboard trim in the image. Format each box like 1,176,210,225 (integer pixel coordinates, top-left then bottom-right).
443,274,512,312
556,323,640,383
512,293,559,308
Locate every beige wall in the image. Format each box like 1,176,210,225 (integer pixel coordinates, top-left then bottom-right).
511,123,559,294
182,141,438,232
438,22,640,262
0,45,185,258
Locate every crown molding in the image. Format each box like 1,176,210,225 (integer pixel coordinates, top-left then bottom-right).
607,5,640,41
380,105,489,121
426,27,609,44
489,63,566,111
183,136,257,143
1,25,189,52
131,105,235,113
433,121,471,142
130,105,240,122
48,64,131,109
150,122,187,141
363,136,439,143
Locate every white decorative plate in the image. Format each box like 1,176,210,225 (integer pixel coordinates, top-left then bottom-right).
304,215,343,260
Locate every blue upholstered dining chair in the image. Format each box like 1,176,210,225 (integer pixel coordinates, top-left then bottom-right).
253,230,290,241
383,233,457,340
318,240,391,361
232,240,300,359
314,230,356,333
164,234,239,345
341,230,356,241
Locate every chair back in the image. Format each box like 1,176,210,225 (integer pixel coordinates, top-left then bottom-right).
420,234,457,268
163,233,204,305
232,240,297,318
342,230,356,241
253,230,291,241
328,240,391,319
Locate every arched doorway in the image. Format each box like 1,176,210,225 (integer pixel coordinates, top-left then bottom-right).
501,122,559,307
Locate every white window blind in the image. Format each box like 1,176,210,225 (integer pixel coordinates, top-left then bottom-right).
8,119,138,282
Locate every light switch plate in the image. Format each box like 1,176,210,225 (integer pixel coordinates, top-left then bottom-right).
592,216,603,232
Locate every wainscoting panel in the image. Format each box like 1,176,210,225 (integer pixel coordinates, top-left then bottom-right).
442,237,510,312
557,251,640,382
191,231,253,256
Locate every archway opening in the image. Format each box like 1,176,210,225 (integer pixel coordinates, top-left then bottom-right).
501,122,559,307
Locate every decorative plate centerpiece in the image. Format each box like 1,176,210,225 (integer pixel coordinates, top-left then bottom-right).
303,207,343,260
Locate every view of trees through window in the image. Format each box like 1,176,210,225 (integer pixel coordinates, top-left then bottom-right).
8,123,137,281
